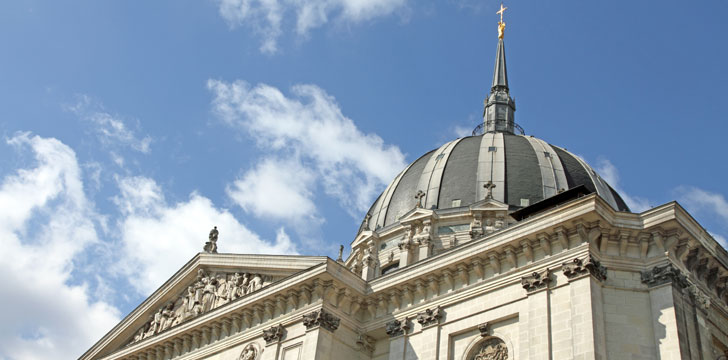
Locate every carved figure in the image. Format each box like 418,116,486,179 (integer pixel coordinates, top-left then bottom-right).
201,278,217,312
160,302,175,331
239,343,259,360
472,337,508,360
248,274,263,293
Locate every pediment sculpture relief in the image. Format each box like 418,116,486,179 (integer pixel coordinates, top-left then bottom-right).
470,337,508,360
129,269,272,344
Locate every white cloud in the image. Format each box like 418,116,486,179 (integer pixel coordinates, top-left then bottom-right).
114,175,297,295
675,186,728,221
595,158,651,212
215,0,407,54
207,80,406,219
227,157,318,219
66,95,152,154
0,133,120,360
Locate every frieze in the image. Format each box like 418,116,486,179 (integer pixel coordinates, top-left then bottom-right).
385,318,410,338
521,268,551,292
416,307,443,327
129,269,272,345
562,255,607,282
262,324,285,344
302,309,340,332
641,264,688,289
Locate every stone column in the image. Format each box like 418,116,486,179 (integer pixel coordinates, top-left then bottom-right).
414,307,443,359
398,240,413,268
562,255,608,359
261,324,285,360
386,318,410,360
520,269,552,360
641,263,690,360
301,309,341,360
361,240,378,281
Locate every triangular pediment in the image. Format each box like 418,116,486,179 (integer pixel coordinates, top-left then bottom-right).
399,207,437,224
469,197,509,212
82,253,327,359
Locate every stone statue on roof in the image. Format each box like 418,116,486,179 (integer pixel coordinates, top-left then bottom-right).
204,226,219,253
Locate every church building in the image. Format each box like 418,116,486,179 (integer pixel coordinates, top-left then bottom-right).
81,7,728,360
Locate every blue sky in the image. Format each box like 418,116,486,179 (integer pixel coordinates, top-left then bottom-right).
1,1,727,358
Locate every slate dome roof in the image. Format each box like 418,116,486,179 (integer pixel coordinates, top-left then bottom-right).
358,30,630,233
359,132,630,232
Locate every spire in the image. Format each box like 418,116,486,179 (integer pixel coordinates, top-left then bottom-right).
483,3,516,134
492,37,509,90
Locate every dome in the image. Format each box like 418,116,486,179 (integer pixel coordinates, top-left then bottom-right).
359,132,629,232
357,28,630,235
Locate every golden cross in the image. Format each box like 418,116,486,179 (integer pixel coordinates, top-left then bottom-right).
497,3,508,23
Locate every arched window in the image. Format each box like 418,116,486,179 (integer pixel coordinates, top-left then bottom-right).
466,337,508,360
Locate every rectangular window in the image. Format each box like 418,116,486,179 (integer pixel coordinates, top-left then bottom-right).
488,146,497,152
438,224,470,234
451,199,462,207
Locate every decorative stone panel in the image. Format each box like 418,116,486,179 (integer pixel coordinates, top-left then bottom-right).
302,309,340,332
562,255,607,282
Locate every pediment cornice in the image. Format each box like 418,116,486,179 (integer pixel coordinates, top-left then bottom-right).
81,254,329,360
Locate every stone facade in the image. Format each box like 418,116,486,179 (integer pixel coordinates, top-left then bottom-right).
80,196,728,360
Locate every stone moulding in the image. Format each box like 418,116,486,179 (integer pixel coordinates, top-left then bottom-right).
262,324,285,345
302,309,341,332
562,255,607,282
385,318,410,338
641,264,688,289
521,268,551,292
416,306,443,327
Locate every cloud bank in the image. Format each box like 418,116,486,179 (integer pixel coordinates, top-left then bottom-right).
0,133,120,360
208,79,406,222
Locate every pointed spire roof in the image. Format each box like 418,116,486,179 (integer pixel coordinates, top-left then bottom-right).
492,38,509,90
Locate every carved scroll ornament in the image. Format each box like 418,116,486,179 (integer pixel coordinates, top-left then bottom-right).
416,307,442,327
262,324,285,344
302,309,340,332
562,255,607,282
385,319,409,337
521,268,551,292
